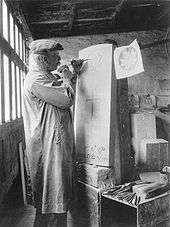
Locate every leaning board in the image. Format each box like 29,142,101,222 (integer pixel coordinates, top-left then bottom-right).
74,44,118,166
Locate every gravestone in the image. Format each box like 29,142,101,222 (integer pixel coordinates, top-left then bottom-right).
74,44,132,183
74,44,118,167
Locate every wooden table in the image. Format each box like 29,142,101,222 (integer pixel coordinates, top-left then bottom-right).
70,181,170,227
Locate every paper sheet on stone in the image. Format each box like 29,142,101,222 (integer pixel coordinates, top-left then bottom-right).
114,39,144,79
74,44,117,166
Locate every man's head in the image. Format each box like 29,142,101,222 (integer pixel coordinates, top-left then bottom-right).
29,39,64,72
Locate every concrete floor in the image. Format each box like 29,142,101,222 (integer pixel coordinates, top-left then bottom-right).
0,204,35,227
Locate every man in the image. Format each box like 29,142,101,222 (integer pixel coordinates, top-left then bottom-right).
23,39,76,227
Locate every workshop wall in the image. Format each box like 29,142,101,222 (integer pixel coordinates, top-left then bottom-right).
55,30,170,100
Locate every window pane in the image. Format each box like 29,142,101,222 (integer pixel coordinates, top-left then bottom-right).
10,13,14,49
19,32,22,59
11,61,16,120
16,66,21,117
15,24,19,55
3,54,10,121
0,64,1,123
23,39,25,63
20,70,25,115
2,0,8,41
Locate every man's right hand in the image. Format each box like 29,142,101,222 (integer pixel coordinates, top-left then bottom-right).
60,68,73,80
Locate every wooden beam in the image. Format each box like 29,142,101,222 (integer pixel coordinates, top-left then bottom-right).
0,0,5,123
7,7,13,121
12,0,119,3
6,0,33,40
68,4,77,30
19,69,22,117
31,17,112,25
14,64,18,119
19,142,27,205
140,38,170,49
27,6,116,23
0,34,27,72
111,0,127,24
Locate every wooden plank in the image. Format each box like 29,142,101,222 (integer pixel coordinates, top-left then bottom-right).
19,142,27,205
18,0,119,4
0,34,27,72
111,0,127,23
117,78,133,183
14,64,18,118
137,192,170,227
7,9,13,121
31,17,112,25
0,0,5,123
68,4,77,30
19,69,22,116
0,50,5,123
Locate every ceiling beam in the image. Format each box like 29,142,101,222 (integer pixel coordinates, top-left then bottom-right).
111,0,127,24
31,17,112,25
31,23,167,39
68,4,77,30
12,0,119,3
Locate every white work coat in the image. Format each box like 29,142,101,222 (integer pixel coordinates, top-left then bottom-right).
23,68,75,214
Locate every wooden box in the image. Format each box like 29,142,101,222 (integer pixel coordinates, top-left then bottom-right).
102,191,170,227
71,181,170,227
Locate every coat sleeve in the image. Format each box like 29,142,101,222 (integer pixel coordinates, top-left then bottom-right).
31,75,75,108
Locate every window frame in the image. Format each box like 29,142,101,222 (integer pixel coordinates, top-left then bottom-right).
0,0,27,124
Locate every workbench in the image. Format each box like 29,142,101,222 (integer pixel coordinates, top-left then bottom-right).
71,181,170,227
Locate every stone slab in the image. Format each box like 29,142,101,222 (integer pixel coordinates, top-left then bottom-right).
131,113,156,164
76,163,116,190
140,138,168,171
74,44,117,166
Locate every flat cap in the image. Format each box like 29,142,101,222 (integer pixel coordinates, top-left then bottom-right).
29,39,64,54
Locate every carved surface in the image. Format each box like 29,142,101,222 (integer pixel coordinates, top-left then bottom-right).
75,44,116,166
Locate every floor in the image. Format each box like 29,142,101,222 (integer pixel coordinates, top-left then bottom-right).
0,175,36,227
0,175,75,227
0,176,169,227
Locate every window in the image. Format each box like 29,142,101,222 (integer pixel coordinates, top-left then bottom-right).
0,3,27,123
0,89,1,123
10,13,14,49
15,24,19,55
3,54,10,122
16,66,21,118
2,0,8,41
19,32,22,59
11,61,16,120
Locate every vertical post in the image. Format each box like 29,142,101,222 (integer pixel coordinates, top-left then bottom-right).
13,21,18,118
8,7,12,121
19,69,22,117
19,142,27,205
0,0,5,123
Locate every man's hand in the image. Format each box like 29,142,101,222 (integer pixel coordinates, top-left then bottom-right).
57,68,75,93
60,68,73,80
